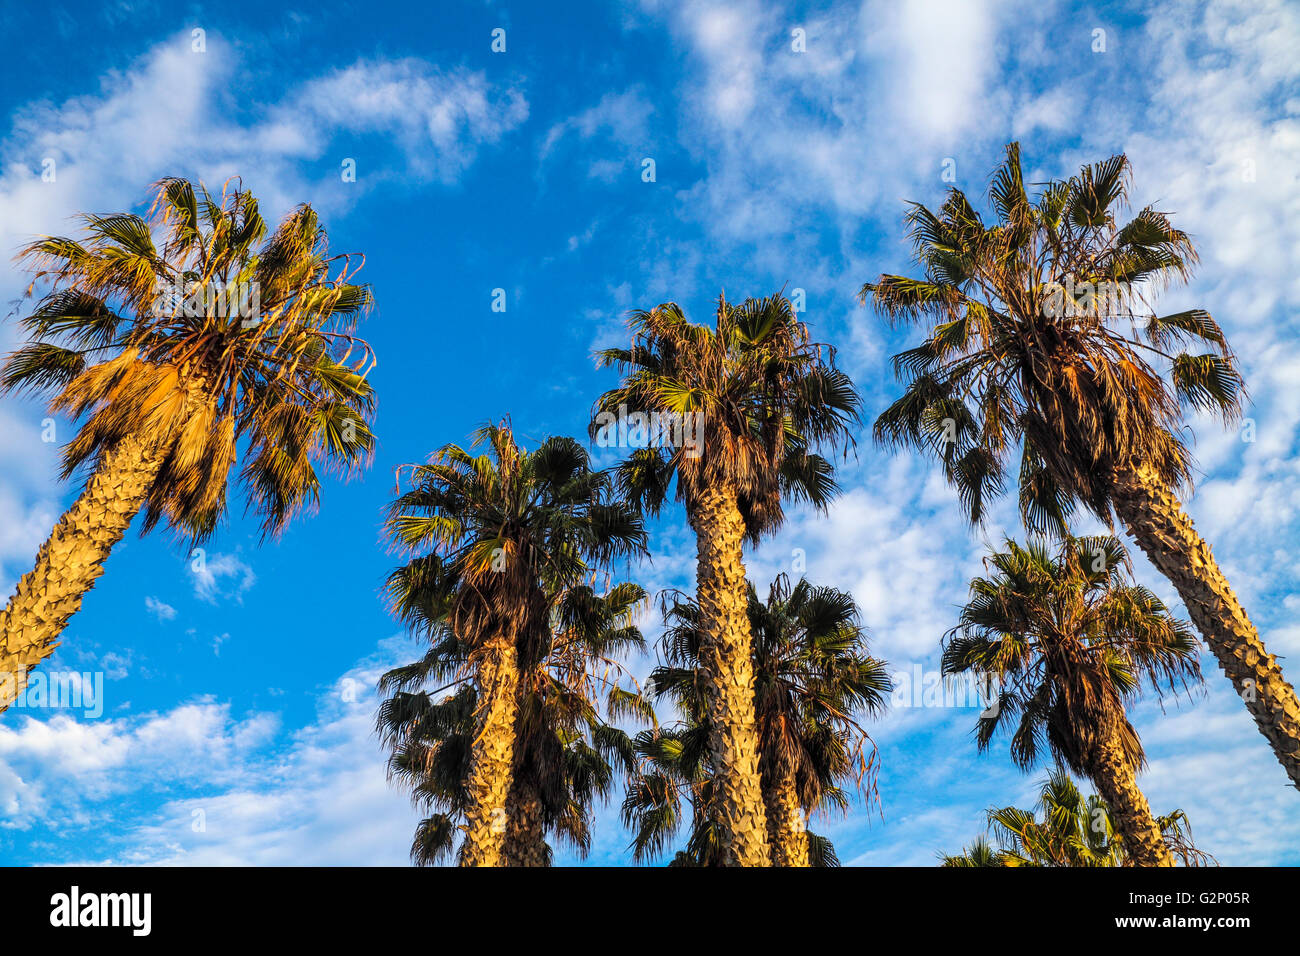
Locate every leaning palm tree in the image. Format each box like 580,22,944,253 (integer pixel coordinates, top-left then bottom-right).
943,536,1200,867
942,769,1214,867
594,294,860,865
378,582,650,866
624,575,888,866
0,178,375,711
862,142,1300,787
385,424,644,866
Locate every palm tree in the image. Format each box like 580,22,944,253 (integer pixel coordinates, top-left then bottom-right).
943,536,1200,867
594,294,860,864
384,424,644,866
942,769,1214,867
862,142,1300,787
378,581,650,866
624,575,890,866
623,726,844,868
0,178,375,712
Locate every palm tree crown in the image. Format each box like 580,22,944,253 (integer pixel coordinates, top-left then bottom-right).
3,177,376,540
863,142,1241,532
942,770,1213,867
944,535,1199,775
593,293,860,539
386,424,645,669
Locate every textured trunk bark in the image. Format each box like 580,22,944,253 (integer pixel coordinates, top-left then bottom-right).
458,627,520,867
502,775,548,867
763,765,809,867
0,429,167,713
689,483,771,867
1090,721,1173,867
1113,463,1300,789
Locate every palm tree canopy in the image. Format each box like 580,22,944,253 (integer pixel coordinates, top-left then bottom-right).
378,581,651,865
655,574,891,811
385,423,647,668
941,769,1214,867
863,142,1244,533
943,535,1200,775
593,293,860,540
621,722,845,868
623,575,890,863
2,177,376,541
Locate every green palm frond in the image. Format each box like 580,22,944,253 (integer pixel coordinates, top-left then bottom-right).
592,292,860,541
944,536,1201,779
943,770,1215,867
2,176,378,545
863,141,1245,532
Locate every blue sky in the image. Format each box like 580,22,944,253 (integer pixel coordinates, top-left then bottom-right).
0,0,1297,866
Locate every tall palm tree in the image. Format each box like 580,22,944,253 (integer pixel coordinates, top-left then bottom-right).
943,536,1200,867
942,769,1213,867
594,294,860,865
378,582,650,866
0,178,375,712
384,424,644,866
862,142,1300,787
624,575,890,866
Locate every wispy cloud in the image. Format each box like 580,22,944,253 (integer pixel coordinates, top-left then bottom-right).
189,553,256,605
144,596,177,622
0,640,417,866
541,88,654,182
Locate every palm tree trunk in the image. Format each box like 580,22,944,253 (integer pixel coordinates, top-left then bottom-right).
0,429,167,713
689,483,771,867
458,627,520,867
763,765,809,867
1113,463,1300,788
502,775,548,867
1090,721,1173,867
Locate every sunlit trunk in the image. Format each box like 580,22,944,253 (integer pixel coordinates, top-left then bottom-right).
1090,719,1174,867
764,764,810,867
1113,463,1300,789
458,627,520,867
503,775,548,867
0,430,166,714
689,482,771,866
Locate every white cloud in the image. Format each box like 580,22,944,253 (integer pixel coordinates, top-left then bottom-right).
189,552,256,604
0,639,419,865
144,596,176,622
285,58,529,185
862,0,999,139
0,699,278,826
98,652,131,682
541,88,654,183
